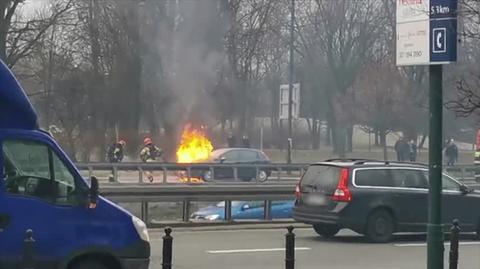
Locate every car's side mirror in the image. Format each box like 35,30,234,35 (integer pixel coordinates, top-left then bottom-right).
89,176,99,209
220,157,226,163
241,204,250,211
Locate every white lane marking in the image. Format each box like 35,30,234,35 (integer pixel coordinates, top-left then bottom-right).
395,242,480,247
206,247,311,254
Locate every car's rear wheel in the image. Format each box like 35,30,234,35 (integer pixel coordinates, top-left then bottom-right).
313,224,340,238
365,209,394,243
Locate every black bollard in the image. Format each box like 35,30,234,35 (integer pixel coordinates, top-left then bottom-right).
162,227,173,269
449,219,460,269
285,226,295,269
23,229,35,269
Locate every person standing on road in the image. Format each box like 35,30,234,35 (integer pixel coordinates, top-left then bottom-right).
227,132,236,147
242,135,250,148
409,140,418,162
140,137,164,182
395,137,409,161
445,139,459,166
106,140,126,182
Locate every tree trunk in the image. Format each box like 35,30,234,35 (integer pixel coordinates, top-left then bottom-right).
325,112,334,147
374,130,380,146
331,123,346,158
278,120,284,149
346,126,353,152
379,129,388,160
313,120,320,150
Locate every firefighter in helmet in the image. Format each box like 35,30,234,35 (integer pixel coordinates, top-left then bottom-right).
140,137,164,182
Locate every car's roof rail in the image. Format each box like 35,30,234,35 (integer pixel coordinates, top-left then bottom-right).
353,160,428,166
324,158,373,162
383,161,428,166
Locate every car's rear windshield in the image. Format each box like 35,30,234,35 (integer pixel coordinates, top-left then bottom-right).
301,165,342,193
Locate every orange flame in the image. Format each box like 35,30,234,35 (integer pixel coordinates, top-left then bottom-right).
176,126,214,163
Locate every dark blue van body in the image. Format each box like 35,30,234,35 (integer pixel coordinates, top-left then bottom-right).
0,61,150,269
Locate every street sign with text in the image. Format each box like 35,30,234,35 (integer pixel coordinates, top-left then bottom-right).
279,83,300,120
396,0,457,66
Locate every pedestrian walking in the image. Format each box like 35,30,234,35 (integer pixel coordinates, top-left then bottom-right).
445,139,459,166
409,140,418,162
140,137,164,182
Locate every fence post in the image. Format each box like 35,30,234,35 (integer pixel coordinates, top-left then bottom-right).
285,226,295,269
449,219,460,269
182,201,190,222
224,200,232,222
233,167,238,181
162,227,173,269
138,166,144,183
264,200,272,220
23,229,35,269
163,167,168,184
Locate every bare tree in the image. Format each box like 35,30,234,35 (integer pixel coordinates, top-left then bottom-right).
0,0,73,67
298,0,386,156
223,0,275,135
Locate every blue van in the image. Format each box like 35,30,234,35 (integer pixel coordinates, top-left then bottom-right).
0,60,150,268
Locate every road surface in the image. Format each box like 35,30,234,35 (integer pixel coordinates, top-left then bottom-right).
148,227,480,269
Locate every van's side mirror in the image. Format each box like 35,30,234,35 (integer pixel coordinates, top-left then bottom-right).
89,176,99,209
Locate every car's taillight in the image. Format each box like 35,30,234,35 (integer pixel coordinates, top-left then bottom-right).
295,184,301,200
332,168,352,202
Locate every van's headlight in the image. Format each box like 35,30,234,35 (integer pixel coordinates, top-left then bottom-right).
132,216,150,242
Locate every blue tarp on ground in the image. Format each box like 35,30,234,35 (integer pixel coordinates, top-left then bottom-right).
0,60,38,130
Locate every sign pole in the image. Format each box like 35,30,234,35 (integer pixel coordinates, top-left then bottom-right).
427,64,444,269
287,0,294,164
396,0,457,267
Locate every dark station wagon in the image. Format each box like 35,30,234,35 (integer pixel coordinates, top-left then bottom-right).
293,160,479,242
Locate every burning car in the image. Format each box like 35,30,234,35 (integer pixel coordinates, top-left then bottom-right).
175,126,272,182
190,148,272,182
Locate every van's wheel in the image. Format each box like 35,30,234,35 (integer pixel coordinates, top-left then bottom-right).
71,260,108,269
365,209,394,243
313,224,340,238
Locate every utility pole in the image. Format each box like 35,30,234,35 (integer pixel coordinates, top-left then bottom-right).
287,0,295,164
427,65,444,269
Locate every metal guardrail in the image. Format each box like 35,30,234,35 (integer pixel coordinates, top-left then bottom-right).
77,162,480,184
444,165,480,182
77,162,308,183
100,184,295,226
91,163,480,226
